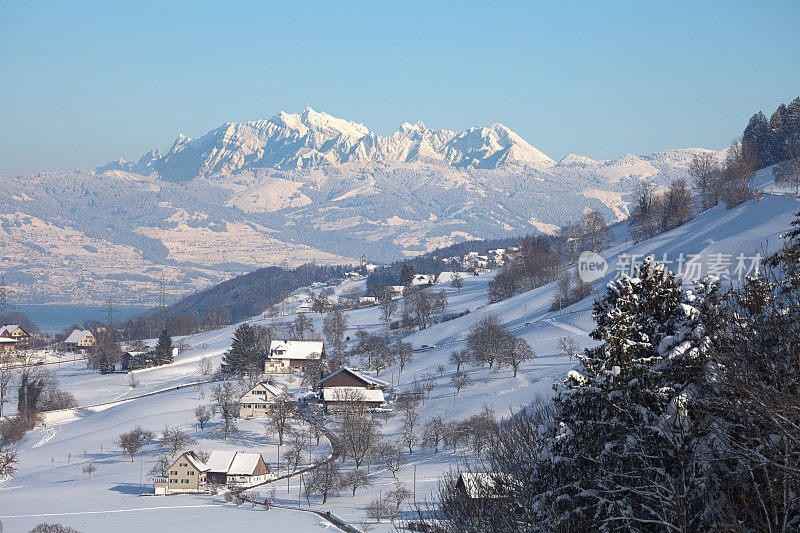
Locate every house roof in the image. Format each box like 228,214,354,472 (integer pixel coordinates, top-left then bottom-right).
269,340,323,360
0,325,27,337
245,382,284,397
173,451,208,472
64,329,92,344
457,473,514,499
227,453,263,475
321,386,385,403
205,450,237,473
205,450,264,476
0,337,17,344
319,367,389,389
435,271,472,283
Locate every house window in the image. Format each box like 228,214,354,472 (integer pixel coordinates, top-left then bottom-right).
188,471,194,475
170,479,177,484
171,470,177,475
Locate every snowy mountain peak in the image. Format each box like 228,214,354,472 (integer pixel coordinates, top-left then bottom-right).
559,153,597,166
271,107,370,140
98,108,555,179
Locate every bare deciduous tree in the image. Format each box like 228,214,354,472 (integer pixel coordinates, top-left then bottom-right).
82,463,96,479
377,441,406,479
210,382,238,439
501,338,535,377
114,425,154,461
194,404,213,430
450,371,471,395
341,467,372,497
422,416,445,454
557,336,581,364
0,443,19,478
196,356,214,378
161,425,197,456
386,482,411,511
448,349,469,372
267,395,295,446
306,458,341,504
392,341,413,372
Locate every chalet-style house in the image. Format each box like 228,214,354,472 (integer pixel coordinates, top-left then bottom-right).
0,324,32,349
153,451,208,495
239,381,285,418
319,367,388,411
319,366,389,391
205,451,272,487
0,330,18,353
264,340,324,373
63,329,96,352
154,450,273,495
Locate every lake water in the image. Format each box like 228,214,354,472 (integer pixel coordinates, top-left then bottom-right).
16,304,152,334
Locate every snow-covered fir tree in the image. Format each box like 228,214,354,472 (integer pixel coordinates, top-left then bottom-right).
541,257,722,531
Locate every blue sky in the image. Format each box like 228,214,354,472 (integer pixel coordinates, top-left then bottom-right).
1,1,798,174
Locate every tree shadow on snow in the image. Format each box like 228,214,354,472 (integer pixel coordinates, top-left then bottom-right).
109,483,150,495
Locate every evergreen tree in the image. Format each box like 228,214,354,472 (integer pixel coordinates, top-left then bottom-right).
222,323,261,374
541,258,721,530
743,111,772,168
399,264,416,286
154,329,174,363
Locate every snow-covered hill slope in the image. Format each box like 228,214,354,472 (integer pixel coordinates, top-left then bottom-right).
5,176,796,531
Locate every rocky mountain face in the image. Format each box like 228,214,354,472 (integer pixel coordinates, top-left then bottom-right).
3,108,718,304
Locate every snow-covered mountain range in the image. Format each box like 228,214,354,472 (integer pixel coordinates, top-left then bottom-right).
2,108,722,304
98,107,556,179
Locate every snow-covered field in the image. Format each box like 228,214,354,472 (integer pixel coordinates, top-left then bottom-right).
4,167,798,532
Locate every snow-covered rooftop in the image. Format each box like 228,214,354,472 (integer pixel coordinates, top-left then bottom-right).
269,340,323,360
227,453,263,476
0,324,21,336
183,452,208,472
205,450,236,473
64,329,92,344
